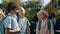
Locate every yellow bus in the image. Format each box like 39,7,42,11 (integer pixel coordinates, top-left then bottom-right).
44,0,60,19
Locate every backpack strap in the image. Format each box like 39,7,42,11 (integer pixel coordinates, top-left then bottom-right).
17,16,19,22
38,21,41,30
0,17,6,24
27,21,28,28
47,20,51,31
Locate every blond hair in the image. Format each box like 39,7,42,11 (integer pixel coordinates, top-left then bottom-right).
20,7,25,14
37,10,49,18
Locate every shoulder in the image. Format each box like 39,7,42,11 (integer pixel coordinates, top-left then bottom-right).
47,19,50,21
4,16,12,22
24,17,29,21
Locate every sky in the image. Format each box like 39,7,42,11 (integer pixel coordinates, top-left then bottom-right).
22,0,51,6
42,0,51,6
0,0,2,4
22,0,28,2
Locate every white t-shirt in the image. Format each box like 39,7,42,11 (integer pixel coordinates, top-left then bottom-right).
18,17,30,34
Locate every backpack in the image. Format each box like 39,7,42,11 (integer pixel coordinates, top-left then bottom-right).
38,19,51,31
0,16,7,34
0,15,10,34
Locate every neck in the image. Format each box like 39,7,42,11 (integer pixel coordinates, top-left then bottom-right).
20,16,25,18
10,12,16,15
10,11,16,15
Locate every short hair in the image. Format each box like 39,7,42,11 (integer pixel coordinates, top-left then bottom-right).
6,2,20,13
37,10,49,18
20,7,25,14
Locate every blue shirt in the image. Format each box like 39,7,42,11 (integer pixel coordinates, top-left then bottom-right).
18,17,30,34
4,13,20,34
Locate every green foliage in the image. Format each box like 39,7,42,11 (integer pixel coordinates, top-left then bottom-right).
12,0,24,6
24,1,41,21
0,0,41,21
25,8,36,21
1,0,23,7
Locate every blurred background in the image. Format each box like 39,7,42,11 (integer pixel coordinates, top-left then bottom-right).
0,0,60,34
0,0,51,21
0,0,60,20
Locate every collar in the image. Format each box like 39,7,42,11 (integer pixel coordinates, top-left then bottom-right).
8,13,17,18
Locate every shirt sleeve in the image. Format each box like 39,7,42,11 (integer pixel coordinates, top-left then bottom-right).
26,18,31,27
27,20,30,26
4,16,12,29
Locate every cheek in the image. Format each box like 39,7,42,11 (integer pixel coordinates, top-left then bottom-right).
18,13,23,16
21,12,24,15
40,15,44,18
18,12,21,15
41,15,44,17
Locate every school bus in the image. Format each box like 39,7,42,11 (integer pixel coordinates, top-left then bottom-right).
44,0,60,19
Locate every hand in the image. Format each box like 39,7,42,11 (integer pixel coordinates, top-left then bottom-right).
18,29,23,33
9,29,23,33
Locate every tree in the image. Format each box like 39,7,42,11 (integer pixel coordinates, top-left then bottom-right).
10,0,24,6
1,0,23,8
0,0,41,21
0,0,24,15
23,1,41,21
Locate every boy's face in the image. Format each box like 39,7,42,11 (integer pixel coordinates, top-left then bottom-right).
12,9,19,14
39,13,46,20
18,9,25,18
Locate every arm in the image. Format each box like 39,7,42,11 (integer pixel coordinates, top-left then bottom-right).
9,28,22,33
5,28,22,34
27,20,30,34
36,22,40,34
4,17,22,34
27,26,30,34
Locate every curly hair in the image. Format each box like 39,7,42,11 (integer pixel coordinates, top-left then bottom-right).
5,2,20,15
